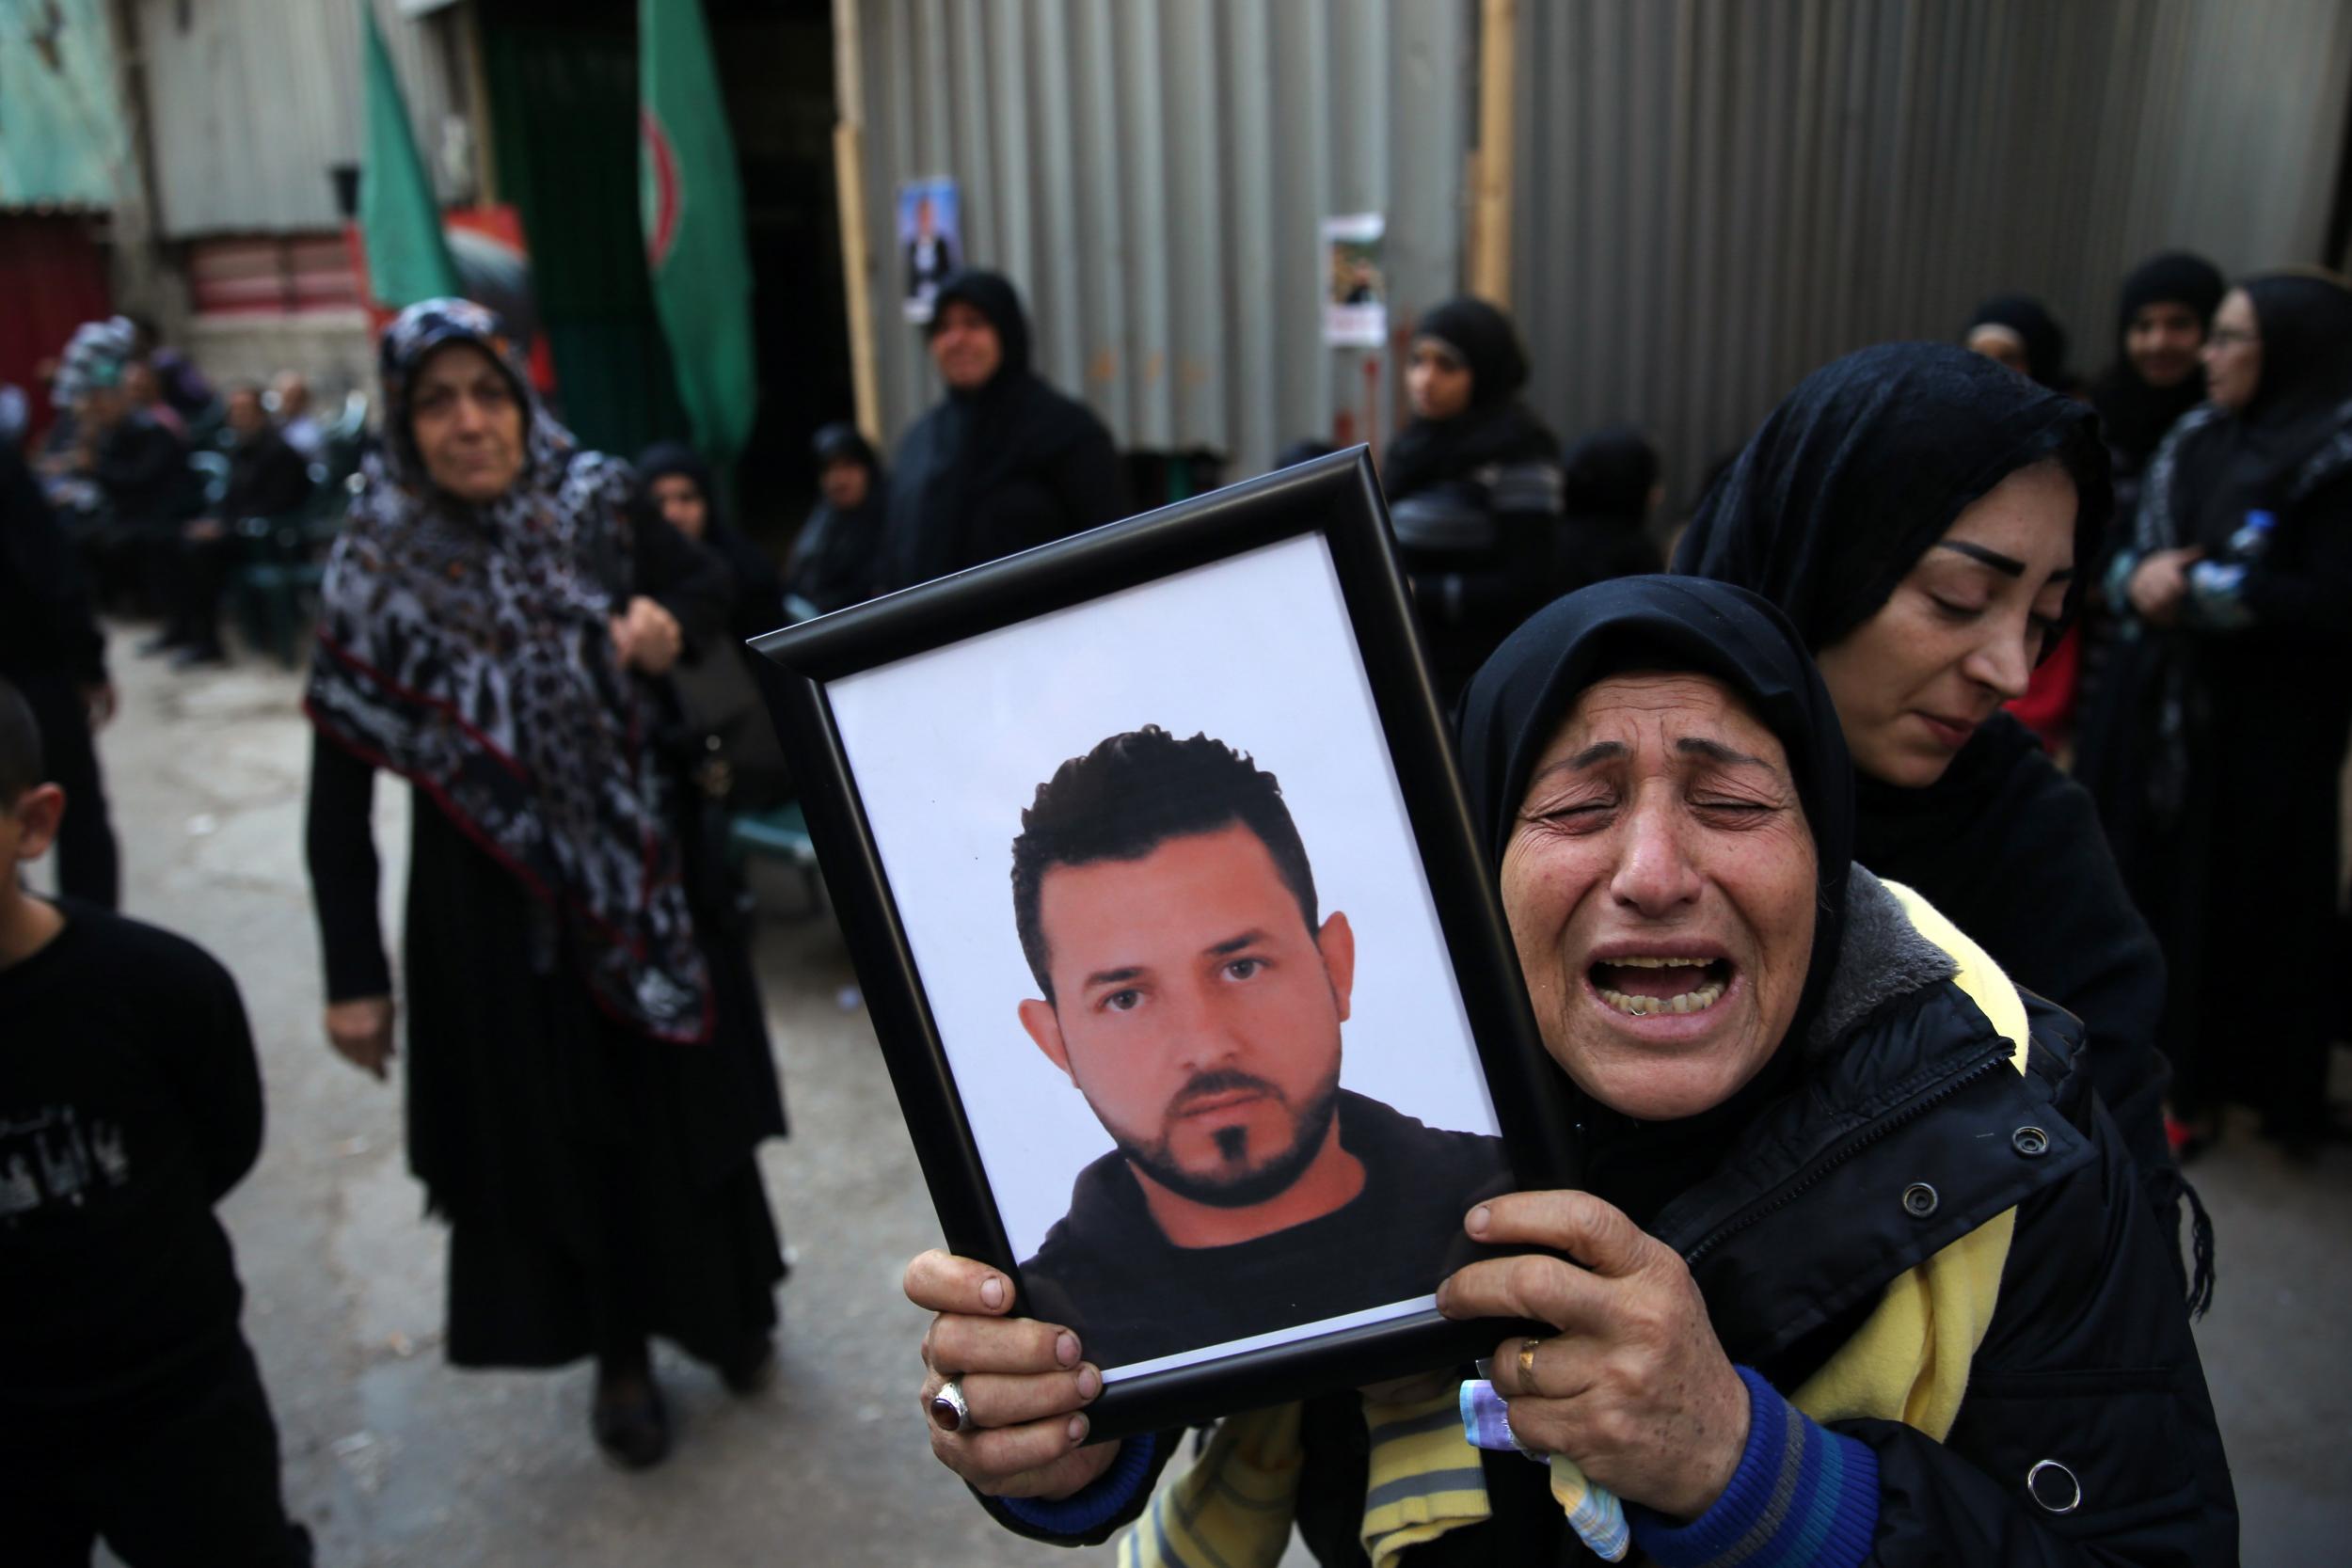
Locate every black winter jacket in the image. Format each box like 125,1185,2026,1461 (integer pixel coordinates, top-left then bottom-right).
986,870,2237,1564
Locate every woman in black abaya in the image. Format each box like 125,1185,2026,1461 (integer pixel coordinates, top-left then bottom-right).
2080,272,2352,1156
303,301,787,1470
1674,342,2201,1300
1383,298,1564,702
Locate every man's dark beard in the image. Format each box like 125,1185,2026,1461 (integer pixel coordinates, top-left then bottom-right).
1111,1069,1343,1210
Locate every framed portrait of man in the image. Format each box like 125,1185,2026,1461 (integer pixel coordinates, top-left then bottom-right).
753,450,1575,1438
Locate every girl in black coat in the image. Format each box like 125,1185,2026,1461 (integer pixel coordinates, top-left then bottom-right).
1383,298,1565,702
2079,272,2352,1154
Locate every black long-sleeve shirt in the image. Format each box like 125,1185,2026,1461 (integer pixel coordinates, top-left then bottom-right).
0,903,262,1424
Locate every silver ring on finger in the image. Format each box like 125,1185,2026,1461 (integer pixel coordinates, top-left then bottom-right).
928,1378,971,1433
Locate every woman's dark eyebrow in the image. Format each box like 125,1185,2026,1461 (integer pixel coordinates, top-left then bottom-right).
1935,539,2075,582
1676,736,1777,771
1530,740,1629,788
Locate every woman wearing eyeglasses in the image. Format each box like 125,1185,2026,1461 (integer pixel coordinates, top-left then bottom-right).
2079,271,2352,1160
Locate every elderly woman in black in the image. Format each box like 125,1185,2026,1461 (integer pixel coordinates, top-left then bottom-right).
2080,272,2352,1156
304,301,787,1470
901,578,2234,1564
1384,297,1565,700
1672,343,2191,1284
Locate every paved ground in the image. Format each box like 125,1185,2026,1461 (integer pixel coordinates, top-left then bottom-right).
62,643,2351,1566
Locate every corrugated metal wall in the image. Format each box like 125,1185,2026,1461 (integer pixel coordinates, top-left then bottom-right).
856,0,1472,473
135,0,470,238
1511,0,2352,501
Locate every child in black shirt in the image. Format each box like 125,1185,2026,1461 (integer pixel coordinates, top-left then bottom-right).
0,677,310,1566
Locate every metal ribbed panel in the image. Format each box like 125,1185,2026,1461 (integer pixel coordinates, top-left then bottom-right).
1513,0,2352,500
856,0,1472,471
137,0,468,238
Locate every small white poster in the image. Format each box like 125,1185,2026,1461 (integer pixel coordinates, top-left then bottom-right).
1321,212,1388,347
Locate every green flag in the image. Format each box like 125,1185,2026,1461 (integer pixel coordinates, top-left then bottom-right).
358,1,457,308
640,0,757,466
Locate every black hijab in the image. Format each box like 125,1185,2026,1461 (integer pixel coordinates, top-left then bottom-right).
1966,294,2071,389
1383,297,1555,499
2091,251,2226,467
635,439,728,533
1456,577,1856,1223
1560,425,1660,521
1674,341,2110,652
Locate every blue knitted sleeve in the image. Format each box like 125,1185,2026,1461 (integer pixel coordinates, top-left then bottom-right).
1628,1368,1879,1568
997,1433,1161,1537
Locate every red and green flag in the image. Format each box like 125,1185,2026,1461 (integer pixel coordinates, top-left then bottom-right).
640,0,757,467
358,0,457,308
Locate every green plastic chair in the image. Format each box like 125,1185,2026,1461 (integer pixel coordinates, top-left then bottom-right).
726,800,825,917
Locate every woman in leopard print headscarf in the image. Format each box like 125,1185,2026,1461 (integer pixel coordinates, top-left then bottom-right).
303,299,787,1468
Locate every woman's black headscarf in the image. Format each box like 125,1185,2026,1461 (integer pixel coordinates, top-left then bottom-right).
1965,294,2071,389
635,439,726,530
1456,577,1855,1221
1673,341,2111,654
1561,425,1660,521
2092,251,2226,467
1383,297,1554,499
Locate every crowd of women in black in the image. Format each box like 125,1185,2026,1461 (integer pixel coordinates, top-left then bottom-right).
9,236,2341,1562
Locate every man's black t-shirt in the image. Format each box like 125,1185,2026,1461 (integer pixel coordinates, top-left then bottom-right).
1018,1090,1509,1371
0,903,262,1438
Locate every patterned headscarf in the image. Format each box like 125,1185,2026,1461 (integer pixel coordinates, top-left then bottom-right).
53,317,137,404
305,298,710,1042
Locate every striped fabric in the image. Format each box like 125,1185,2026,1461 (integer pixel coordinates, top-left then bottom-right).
1116,1402,1302,1568
1358,1391,1494,1567
1630,1370,1878,1568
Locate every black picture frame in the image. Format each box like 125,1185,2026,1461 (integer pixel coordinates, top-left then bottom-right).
751,448,1579,1440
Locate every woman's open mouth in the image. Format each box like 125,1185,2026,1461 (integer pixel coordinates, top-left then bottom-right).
1586,956,1734,1018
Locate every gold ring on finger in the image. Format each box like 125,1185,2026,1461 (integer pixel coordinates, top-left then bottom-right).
1517,1336,1541,1389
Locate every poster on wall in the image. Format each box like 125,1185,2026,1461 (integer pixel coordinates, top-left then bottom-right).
898,176,963,324
1321,213,1388,346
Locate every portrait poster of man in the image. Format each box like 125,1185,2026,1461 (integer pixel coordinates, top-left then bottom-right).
898,176,962,323
1321,211,1388,346
826,534,1508,1379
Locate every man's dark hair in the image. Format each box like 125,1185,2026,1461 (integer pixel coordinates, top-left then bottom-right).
1012,727,1318,1004
0,677,45,804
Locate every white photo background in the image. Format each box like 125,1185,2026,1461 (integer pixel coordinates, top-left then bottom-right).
828,532,1502,1273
